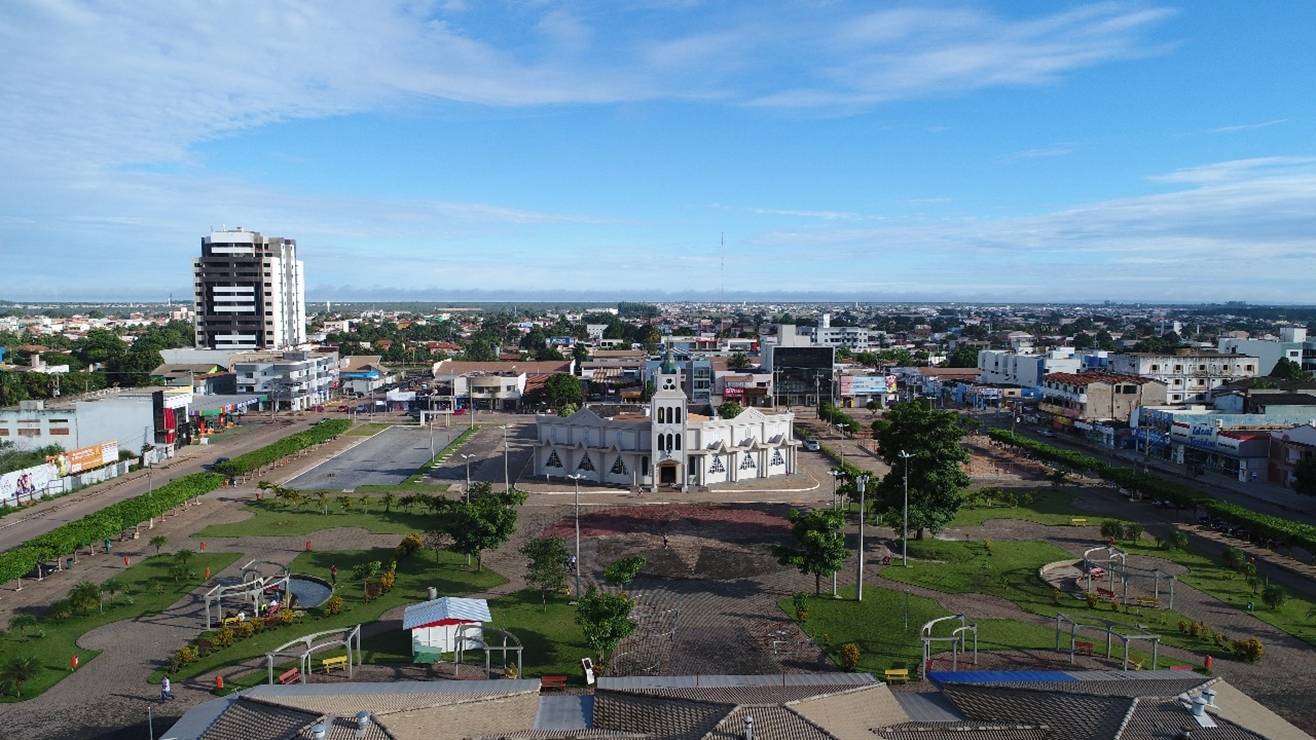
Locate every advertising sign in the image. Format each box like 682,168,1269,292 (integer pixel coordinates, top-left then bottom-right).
722,386,745,399
52,441,120,476
842,375,898,396
0,462,58,504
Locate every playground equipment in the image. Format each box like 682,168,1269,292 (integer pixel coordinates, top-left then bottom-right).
266,624,362,685
204,560,291,629
921,614,978,678
1080,546,1176,609
453,623,523,678
1054,613,1160,671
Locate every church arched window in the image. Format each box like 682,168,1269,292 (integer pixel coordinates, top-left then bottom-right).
674,407,682,424
675,435,681,451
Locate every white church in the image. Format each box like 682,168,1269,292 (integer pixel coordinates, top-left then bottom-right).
533,349,799,491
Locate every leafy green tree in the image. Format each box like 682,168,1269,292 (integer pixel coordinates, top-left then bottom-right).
571,343,590,366
575,587,636,663
1271,358,1313,382
463,339,499,362
728,352,751,370
0,655,40,697
169,549,196,583
351,560,383,601
520,536,570,607
603,554,646,589
717,401,743,419
68,581,102,615
544,373,583,410
944,346,980,368
1262,584,1288,610
382,493,397,513
73,329,127,367
772,508,847,595
431,487,528,570
871,402,971,538
1294,455,1316,496
149,535,168,555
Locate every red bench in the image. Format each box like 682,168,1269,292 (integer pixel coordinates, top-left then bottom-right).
1169,664,1195,671
278,668,301,685
540,675,568,691
1074,640,1095,657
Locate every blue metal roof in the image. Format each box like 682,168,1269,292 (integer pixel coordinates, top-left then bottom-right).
929,670,1078,685
402,596,491,630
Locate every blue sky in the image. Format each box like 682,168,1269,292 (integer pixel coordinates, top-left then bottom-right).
1,1,1314,302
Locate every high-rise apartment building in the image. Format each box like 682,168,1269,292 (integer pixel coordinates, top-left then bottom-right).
193,228,306,350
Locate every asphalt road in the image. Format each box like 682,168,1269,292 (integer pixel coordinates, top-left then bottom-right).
0,417,318,551
429,421,536,487
286,425,451,490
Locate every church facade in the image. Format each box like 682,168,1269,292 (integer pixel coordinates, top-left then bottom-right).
533,351,798,491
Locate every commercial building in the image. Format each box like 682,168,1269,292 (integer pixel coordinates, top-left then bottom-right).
1217,327,1310,375
713,367,774,408
0,387,191,452
1268,423,1316,490
762,325,834,406
234,351,337,411
431,359,573,412
643,351,713,406
193,228,306,350
1110,350,1259,404
339,355,394,396
1039,372,1168,424
978,348,1082,390
534,350,797,491
810,313,872,350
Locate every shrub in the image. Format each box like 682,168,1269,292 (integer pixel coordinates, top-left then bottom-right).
838,643,861,671
1262,584,1288,610
1171,530,1189,550
1084,592,1098,610
394,533,423,561
214,626,235,647
791,593,809,623
237,621,256,639
213,420,351,476
1233,637,1264,663
170,645,198,672
1222,547,1247,571
277,608,295,625
323,595,344,616
379,569,396,592
1100,521,1123,541
1177,619,1190,634
1121,522,1143,543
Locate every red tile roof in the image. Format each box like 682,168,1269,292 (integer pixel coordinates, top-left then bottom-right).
1045,372,1158,386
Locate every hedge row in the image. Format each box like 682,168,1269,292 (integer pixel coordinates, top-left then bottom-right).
0,472,224,584
987,428,1316,551
214,419,351,476
819,401,861,433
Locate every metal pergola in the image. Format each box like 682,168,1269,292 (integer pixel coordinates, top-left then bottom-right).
204,561,290,629
921,614,978,679
453,623,523,678
1054,613,1161,670
266,624,363,684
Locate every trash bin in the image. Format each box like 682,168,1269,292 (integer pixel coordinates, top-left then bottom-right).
427,586,437,600
103,538,112,554
66,558,75,570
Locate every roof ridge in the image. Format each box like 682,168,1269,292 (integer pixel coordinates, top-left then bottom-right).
781,703,841,740
1112,696,1140,739
372,687,541,717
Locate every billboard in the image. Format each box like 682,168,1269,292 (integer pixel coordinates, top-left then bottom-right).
773,346,833,370
51,441,120,476
842,375,897,396
0,463,58,504
722,386,745,399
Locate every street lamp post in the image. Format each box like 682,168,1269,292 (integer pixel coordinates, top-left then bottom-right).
568,473,584,599
898,450,913,567
855,475,869,601
460,454,475,501
829,469,842,598
503,424,510,492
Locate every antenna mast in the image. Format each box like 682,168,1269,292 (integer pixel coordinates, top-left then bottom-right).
720,232,725,304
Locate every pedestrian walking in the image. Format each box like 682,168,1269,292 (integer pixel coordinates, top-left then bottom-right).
160,676,174,702
330,564,338,585
662,533,669,549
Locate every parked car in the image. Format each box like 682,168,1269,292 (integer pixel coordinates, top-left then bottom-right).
803,439,820,452
205,456,231,471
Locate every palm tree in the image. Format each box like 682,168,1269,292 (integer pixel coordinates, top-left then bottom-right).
287,490,304,510
102,580,121,608
170,549,197,583
68,581,101,615
337,495,353,513
313,491,328,515
8,614,39,639
149,535,168,555
400,495,417,512
382,493,397,513
0,655,40,698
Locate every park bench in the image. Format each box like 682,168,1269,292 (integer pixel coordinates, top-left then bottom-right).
321,656,349,673
1169,664,1194,671
540,675,568,692
1136,597,1158,608
278,668,301,685
1074,640,1095,657
222,616,241,627
1129,658,1144,671
1069,517,1088,526
884,668,910,684
1096,588,1117,601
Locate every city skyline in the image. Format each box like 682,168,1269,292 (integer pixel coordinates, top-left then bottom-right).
2,1,1314,302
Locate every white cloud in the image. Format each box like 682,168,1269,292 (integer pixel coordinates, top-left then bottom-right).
749,157,1316,301
1002,144,1076,161
1207,118,1291,134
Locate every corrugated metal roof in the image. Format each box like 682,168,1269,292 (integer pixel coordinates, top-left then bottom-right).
402,596,491,630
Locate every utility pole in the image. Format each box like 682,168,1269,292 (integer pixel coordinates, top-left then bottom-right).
503,424,510,492
569,473,584,600
461,454,475,501
899,450,913,567
855,475,868,601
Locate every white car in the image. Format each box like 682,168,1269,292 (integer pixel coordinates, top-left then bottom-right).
803,439,821,451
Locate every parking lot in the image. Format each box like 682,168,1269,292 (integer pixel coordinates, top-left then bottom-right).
429,421,537,486
287,425,453,490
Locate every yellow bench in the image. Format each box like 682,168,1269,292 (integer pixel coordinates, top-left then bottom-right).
222,616,241,627
321,655,349,673
1070,518,1088,526
884,668,910,684
1129,658,1144,671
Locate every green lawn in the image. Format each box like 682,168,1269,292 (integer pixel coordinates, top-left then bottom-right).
152,546,506,684
1122,540,1316,649
878,538,1220,658
786,586,1167,674
195,498,439,538
0,551,240,701
404,427,475,483
360,590,590,682
952,487,1126,528
354,482,451,495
